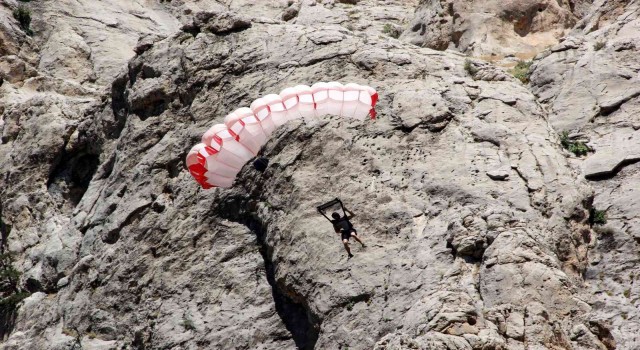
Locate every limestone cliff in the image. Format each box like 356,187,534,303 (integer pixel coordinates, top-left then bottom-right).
0,1,636,349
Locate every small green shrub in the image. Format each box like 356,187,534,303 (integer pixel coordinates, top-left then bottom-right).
594,41,606,51
13,6,33,36
464,59,478,77
560,131,589,156
0,291,29,308
62,327,79,338
0,253,21,288
560,131,571,148
181,316,196,331
345,301,354,311
569,142,589,156
382,23,401,39
590,208,607,226
623,289,631,298
86,331,99,339
0,265,20,283
510,60,533,84
0,254,30,305
0,249,30,339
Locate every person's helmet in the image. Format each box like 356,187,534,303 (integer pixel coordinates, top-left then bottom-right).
331,212,341,220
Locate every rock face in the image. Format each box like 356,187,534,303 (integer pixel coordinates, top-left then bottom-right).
0,1,636,350
403,0,592,58
530,1,640,348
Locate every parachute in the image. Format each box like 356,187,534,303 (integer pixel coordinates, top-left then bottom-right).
186,82,378,189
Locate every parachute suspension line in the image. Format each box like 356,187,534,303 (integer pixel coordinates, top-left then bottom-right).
187,81,378,189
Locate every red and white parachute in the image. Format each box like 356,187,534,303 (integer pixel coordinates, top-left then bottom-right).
186,82,378,188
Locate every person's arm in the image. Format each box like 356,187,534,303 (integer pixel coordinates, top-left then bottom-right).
345,208,356,219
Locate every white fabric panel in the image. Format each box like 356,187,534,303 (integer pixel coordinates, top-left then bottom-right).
354,88,374,120
238,129,263,155
186,143,205,167
295,85,316,119
250,98,276,136
325,82,344,116
341,83,362,118
352,101,372,120
204,159,238,178
280,87,302,122
225,108,266,155
206,173,234,188
260,115,276,136
224,111,243,136
263,94,288,126
201,128,219,150
205,124,254,162
237,107,267,137
311,82,329,118
311,82,330,103
222,139,254,162
341,100,358,119
230,108,262,134
214,148,246,170
358,90,373,105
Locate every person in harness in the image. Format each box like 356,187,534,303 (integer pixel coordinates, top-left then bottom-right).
331,209,365,258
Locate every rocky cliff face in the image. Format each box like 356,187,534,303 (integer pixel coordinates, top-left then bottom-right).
530,1,640,348
0,0,636,349
403,0,594,58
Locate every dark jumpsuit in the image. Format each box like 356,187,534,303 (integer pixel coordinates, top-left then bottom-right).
332,218,357,241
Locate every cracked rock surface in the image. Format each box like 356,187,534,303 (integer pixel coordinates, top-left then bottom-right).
0,0,636,349
530,1,640,348
402,0,593,58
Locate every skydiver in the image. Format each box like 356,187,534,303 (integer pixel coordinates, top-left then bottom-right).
331,209,365,258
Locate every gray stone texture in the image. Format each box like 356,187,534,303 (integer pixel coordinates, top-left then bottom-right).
0,0,636,349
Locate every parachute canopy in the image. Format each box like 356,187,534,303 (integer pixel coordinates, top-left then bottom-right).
186,82,378,189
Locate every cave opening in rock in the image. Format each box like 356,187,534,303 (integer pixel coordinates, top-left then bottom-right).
47,152,100,210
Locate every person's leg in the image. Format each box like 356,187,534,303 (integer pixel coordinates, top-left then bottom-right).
342,239,353,257
351,233,365,247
